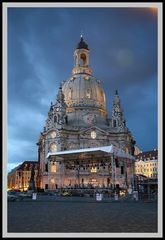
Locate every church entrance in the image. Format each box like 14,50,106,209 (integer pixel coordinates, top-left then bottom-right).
89,178,99,187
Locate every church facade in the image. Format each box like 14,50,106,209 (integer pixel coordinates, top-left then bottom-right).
37,36,136,190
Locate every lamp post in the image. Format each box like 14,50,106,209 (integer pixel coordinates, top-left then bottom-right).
76,161,80,188
124,159,128,190
111,153,116,190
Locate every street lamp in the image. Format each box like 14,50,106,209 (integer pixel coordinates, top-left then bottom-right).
111,153,116,190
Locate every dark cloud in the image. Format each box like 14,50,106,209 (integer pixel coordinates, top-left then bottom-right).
7,7,158,171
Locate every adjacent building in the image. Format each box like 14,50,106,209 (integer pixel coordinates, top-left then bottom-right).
134,149,158,196
37,35,136,191
7,161,39,191
135,149,158,179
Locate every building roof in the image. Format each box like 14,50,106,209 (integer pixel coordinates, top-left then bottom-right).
47,145,135,160
8,164,22,175
136,149,158,160
16,161,38,171
76,35,89,50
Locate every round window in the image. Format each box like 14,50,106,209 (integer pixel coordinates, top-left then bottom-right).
50,131,56,138
50,143,57,152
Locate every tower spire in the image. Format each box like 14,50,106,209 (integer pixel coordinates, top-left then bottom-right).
76,34,89,50
114,90,120,105
112,91,127,131
80,30,83,39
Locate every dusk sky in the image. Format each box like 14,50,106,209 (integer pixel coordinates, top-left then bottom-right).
7,6,158,172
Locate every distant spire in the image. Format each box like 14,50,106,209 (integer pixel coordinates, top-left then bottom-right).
80,30,83,39
56,84,65,103
59,82,63,89
50,101,53,111
113,90,120,105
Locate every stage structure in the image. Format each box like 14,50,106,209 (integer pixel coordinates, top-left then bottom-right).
46,145,135,190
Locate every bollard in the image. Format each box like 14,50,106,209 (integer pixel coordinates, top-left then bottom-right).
133,191,138,201
100,193,103,201
114,193,118,201
96,193,102,201
32,192,37,200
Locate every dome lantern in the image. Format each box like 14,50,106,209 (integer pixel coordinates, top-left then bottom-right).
72,35,92,75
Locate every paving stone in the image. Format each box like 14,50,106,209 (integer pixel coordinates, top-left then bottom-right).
7,196,157,233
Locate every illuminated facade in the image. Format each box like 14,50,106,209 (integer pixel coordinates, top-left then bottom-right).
7,161,39,191
135,149,158,179
37,36,136,190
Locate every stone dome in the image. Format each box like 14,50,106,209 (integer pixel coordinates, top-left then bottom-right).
62,73,106,111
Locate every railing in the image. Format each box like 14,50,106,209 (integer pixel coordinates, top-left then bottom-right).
43,188,158,202
50,187,126,198
138,193,157,201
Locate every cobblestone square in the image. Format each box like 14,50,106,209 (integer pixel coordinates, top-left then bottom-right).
7,196,158,233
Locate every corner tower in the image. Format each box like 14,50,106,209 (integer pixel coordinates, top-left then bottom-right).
111,90,127,132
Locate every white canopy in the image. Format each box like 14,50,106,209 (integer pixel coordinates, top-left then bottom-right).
47,145,135,160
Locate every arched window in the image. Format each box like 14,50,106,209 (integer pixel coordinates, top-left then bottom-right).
74,54,78,66
54,115,57,123
45,163,48,172
51,162,57,173
113,120,116,127
86,89,91,98
79,53,87,66
125,147,129,154
68,88,72,99
107,178,110,186
121,166,124,174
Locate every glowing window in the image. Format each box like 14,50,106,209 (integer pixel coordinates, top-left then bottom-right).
91,131,96,139
80,53,87,65
86,89,91,98
91,178,97,182
51,163,57,173
68,88,72,99
50,178,55,183
125,147,129,154
91,167,97,173
84,76,90,80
